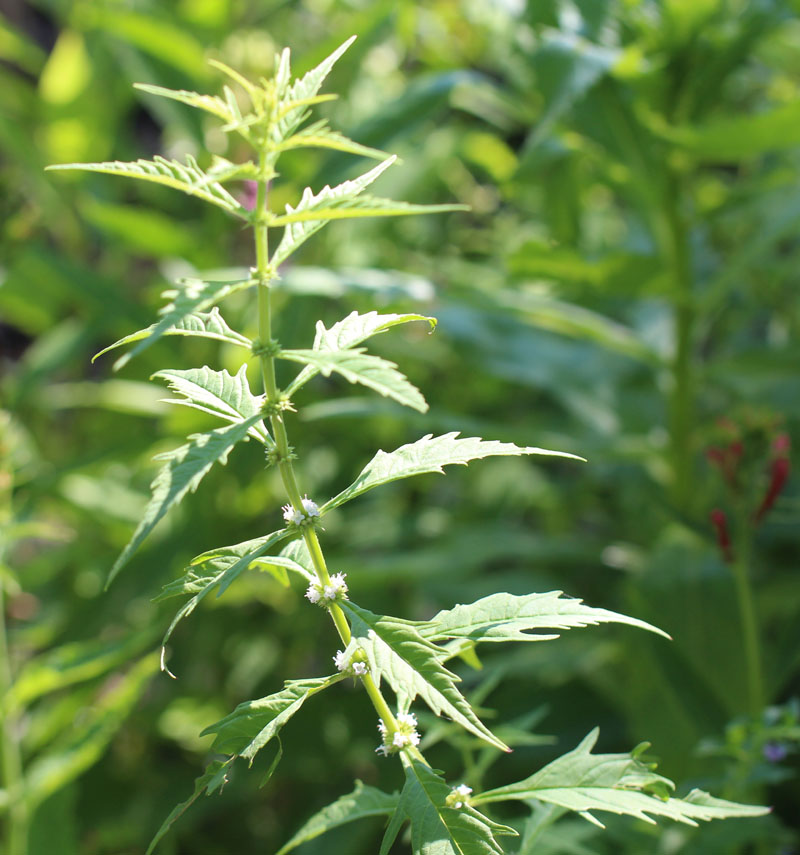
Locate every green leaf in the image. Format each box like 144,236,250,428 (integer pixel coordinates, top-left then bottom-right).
280,348,427,412
201,676,343,762
286,310,435,397
153,365,271,445
380,761,516,855
145,758,234,855
474,729,770,828
93,307,250,365
276,780,399,855
93,278,252,370
107,413,264,588
46,155,248,218
270,156,396,269
270,192,468,226
277,119,390,160
25,654,158,810
341,601,508,752
133,82,239,126
157,530,292,662
324,433,584,513
420,592,670,645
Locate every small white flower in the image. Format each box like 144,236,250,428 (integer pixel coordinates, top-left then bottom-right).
450,784,472,809
378,720,388,736
352,661,368,676
397,712,417,728
408,730,421,747
392,731,410,748
323,572,348,600
333,650,348,671
305,584,321,604
301,496,320,518
282,503,304,526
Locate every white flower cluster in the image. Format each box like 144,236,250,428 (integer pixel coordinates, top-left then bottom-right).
333,649,368,676
282,496,320,527
305,572,348,606
376,712,421,756
448,784,473,810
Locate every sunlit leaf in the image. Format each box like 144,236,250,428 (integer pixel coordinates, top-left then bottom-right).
277,119,390,160
153,365,270,444
420,592,669,645
324,433,584,513
342,601,508,751
474,729,770,827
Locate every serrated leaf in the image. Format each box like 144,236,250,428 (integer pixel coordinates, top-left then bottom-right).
201,676,343,762
286,310,436,397
277,780,399,855
420,592,670,645
341,601,508,752
107,413,264,588
270,156,397,269
273,36,356,144
46,155,248,218
94,278,252,370
280,348,427,412
324,433,584,513
474,729,770,828
380,761,516,855
277,119,390,160
270,193,468,226
93,308,251,367
153,365,270,445
145,758,234,855
157,530,292,660
133,82,237,124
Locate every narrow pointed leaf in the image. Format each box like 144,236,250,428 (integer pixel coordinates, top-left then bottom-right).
153,365,271,444
133,83,236,124
324,433,584,513
201,676,343,762
47,156,248,218
145,758,234,855
94,278,252,370
474,730,770,828
277,120,390,160
341,601,508,751
287,310,436,396
107,413,264,587
276,781,399,855
380,761,517,855
270,156,396,268
280,348,427,412
93,308,251,366
420,592,670,645
270,194,468,226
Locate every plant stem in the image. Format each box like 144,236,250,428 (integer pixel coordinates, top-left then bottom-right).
0,452,27,855
252,159,402,743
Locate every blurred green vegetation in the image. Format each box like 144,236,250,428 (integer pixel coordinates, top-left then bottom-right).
1,1,799,853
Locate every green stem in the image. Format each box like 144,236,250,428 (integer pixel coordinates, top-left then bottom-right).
251,159,405,747
0,459,27,855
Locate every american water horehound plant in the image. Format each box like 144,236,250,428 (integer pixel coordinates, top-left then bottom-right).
47,37,769,854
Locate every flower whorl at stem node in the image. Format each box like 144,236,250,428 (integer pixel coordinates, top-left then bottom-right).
262,395,295,417
305,571,348,607
267,445,297,466
284,495,321,527
333,648,369,676
251,337,282,359
376,711,421,756
446,784,473,810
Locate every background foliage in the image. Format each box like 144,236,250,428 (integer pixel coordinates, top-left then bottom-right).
1,1,798,853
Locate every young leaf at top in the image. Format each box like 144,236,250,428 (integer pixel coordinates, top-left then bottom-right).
473,729,770,828
341,601,509,752
286,310,436,397
380,760,517,855
275,119,390,160
323,432,584,513
419,591,670,645
133,82,240,126
107,413,265,588
279,348,428,412
153,365,271,445
201,675,344,763
94,278,252,370
276,781,399,855
46,155,248,218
